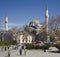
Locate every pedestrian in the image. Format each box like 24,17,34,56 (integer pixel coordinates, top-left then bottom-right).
8,46,9,50
7,49,11,57
24,48,26,55
1,47,3,51
17,45,18,50
5,47,6,51
22,45,24,49
19,48,22,55
44,48,46,52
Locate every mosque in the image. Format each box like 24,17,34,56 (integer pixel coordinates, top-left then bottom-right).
16,6,49,44
0,6,49,44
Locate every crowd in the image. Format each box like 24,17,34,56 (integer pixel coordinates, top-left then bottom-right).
0,45,27,57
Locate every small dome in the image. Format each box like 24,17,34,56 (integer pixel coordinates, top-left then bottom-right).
29,20,40,27
30,20,40,24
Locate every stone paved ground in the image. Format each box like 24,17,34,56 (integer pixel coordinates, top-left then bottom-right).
0,47,60,57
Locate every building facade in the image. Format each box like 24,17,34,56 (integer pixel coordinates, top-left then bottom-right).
16,32,33,44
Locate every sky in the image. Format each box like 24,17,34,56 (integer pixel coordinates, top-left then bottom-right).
0,0,60,29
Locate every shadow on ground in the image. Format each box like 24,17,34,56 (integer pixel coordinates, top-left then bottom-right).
48,51,60,53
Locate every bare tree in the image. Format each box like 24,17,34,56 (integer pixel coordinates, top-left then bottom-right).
49,16,60,41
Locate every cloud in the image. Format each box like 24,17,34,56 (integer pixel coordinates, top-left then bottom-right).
0,22,24,27
0,22,25,30
8,22,24,27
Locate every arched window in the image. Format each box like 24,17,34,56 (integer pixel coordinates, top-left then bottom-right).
22,39,24,42
26,38,27,43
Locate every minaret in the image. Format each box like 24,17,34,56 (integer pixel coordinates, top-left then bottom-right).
45,6,49,41
5,16,8,31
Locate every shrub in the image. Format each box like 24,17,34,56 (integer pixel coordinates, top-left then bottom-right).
34,45,40,49
43,42,51,49
0,40,17,46
26,43,50,49
26,44,34,49
54,41,60,51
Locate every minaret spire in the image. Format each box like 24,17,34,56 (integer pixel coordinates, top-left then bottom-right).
5,16,8,31
45,5,50,41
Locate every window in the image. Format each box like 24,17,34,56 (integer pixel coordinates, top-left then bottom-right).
22,39,24,42
29,40,30,42
26,38,27,42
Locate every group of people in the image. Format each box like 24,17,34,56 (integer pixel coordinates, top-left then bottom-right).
2,45,47,57
1,46,9,51
7,45,26,57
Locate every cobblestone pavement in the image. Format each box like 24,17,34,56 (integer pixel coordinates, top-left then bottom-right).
0,47,60,57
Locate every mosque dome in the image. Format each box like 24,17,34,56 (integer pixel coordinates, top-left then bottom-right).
30,20,40,25
29,20,41,29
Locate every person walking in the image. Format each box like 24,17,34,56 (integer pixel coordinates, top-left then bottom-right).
19,48,22,55
44,48,46,52
24,48,26,55
5,47,6,51
7,49,11,57
19,45,22,55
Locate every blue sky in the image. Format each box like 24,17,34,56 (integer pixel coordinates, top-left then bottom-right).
0,0,60,28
